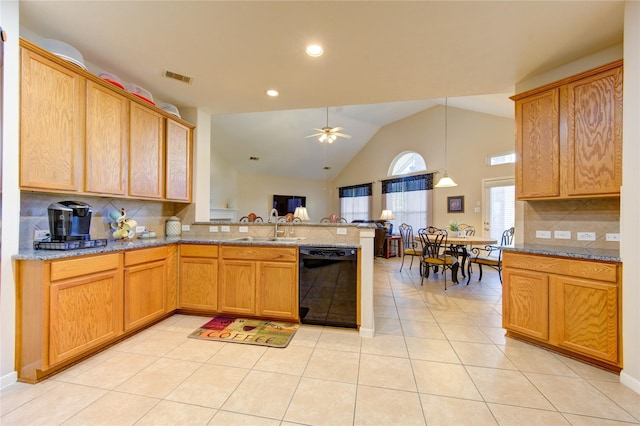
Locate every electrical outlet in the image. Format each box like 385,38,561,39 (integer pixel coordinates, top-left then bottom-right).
135,226,146,233
209,226,218,233
474,207,481,213
536,230,551,239
181,224,190,232
577,232,596,241
336,228,347,235
239,226,249,233
554,230,571,239
221,226,230,232
606,233,620,242
34,230,50,240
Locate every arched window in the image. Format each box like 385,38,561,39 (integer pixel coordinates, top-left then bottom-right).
383,151,432,234
389,151,426,176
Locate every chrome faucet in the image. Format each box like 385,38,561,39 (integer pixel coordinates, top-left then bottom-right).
269,208,283,238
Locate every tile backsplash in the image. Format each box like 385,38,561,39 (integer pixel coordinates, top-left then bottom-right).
523,198,620,249
20,193,183,249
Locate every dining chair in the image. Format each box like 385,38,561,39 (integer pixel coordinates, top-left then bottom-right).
418,227,459,289
398,223,422,272
467,226,515,284
320,217,331,223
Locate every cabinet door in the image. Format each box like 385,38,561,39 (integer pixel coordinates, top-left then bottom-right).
129,102,164,198
555,276,618,363
124,260,167,331
218,260,256,315
502,268,549,341
514,89,560,199
85,81,128,195
180,257,218,311
49,270,123,365
565,66,623,196
20,47,84,192
165,119,192,202
256,261,298,320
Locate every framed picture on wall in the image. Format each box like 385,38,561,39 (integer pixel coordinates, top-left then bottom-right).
447,196,464,213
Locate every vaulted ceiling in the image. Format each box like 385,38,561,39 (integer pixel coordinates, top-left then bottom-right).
19,1,625,179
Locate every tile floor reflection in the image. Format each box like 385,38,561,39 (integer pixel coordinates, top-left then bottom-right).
2,257,639,425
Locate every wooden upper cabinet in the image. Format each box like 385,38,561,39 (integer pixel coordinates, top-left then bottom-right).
165,118,192,202
20,47,84,192
85,81,128,195
565,66,623,196
512,60,623,200
129,102,164,199
515,89,560,199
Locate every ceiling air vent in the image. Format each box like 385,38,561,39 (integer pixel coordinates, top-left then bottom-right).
163,70,193,84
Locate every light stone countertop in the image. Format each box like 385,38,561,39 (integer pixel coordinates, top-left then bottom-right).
504,244,621,263
14,236,361,261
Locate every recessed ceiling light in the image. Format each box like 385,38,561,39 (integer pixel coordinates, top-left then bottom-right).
265,89,279,97
306,44,323,57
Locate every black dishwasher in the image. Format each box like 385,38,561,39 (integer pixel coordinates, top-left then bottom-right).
299,246,358,328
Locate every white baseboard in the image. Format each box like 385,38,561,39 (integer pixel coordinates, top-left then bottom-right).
620,371,640,395
1,371,18,390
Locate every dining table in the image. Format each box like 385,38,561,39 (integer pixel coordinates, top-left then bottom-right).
443,235,497,280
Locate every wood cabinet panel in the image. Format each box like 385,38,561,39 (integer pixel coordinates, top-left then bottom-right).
221,246,297,262
50,253,120,282
502,251,621,369
85,81,128,195
128,103,164,199
49,269,123,365
503,268,549,341
165,119,192,201
181,244,218,258
256,261,298,320
515,89,560,199
502,252,617,283
512,60,623,200
180,257,218,311
565,66,623,196
20,47,84,192
124,259,166,331
124,246,168,267
218,260,256,316
555,276,619,363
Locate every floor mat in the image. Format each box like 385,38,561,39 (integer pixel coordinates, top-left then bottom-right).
188,316,299,348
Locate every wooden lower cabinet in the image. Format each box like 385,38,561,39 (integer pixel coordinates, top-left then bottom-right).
502,268,550,341
256,261,298,319
16,253,124,382
123,247,168,331
179,245,219,311
219,245,298,321
502,251,621,370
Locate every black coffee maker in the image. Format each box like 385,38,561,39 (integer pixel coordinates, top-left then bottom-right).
48,201,92,241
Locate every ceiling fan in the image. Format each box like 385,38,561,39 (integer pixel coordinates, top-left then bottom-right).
305,107,351,143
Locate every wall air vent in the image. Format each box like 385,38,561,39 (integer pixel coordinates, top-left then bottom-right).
163,70,193,84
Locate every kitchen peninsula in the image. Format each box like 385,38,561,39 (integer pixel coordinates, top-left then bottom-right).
13,223,375,383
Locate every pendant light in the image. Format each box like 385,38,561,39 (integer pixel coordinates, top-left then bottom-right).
435,98,458,188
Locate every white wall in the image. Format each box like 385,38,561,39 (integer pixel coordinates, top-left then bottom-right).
1,0,21,388
236,173,331,221
621,1,640,394
332,105,515,232
210,136,239,210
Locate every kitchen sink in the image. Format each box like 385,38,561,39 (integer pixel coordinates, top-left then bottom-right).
229,236,305,242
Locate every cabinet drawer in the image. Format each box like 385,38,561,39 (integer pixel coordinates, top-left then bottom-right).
221,246,297,262
124,246,168,267
503,252,618,283
181,244,218,258
50,253,120,281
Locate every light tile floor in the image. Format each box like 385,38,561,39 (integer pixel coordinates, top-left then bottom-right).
2,257,639,425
